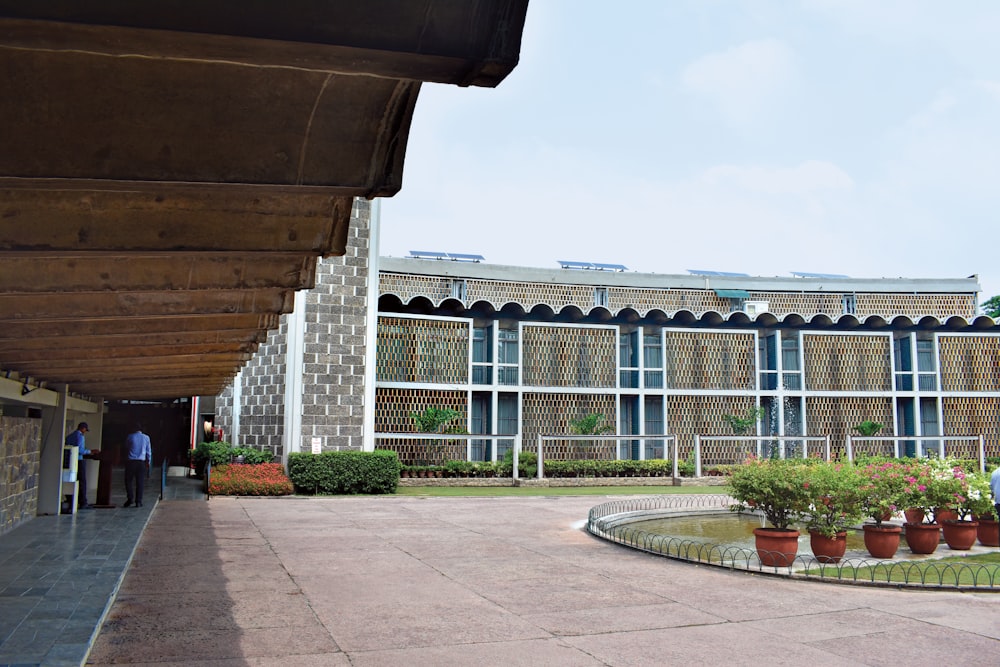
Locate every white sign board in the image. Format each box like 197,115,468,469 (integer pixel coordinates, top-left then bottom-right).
311,437,322,454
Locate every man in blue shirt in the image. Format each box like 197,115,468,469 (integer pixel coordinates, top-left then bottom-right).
65,422,99,509
123,424,152,508
991,463,1000,547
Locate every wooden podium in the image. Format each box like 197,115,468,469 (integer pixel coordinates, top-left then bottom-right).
91,452,116,508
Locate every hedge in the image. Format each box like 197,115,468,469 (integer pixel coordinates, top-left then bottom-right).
287,450,400,495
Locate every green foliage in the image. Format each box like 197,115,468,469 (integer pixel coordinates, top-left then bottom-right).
722,407,765,435
569,413,615,435
855,458,912,525
410,407,462,433
192,441,236,467
981,294,1000,318
853,420,884,437
802,463,866,537
727,458,812,530
287,450,400,494
497,449,537,478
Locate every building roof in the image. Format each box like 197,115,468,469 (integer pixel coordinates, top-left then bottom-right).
0,1,529,402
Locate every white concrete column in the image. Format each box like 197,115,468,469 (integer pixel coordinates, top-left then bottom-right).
363,199,382,452
283,291,306,465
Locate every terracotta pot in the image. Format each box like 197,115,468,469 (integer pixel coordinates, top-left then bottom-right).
977,519,1000,547
904,522,941,554
935,508,958,524
753,527,800,567
903,508,925,524
863,524,902,559
809,530,847,564
942,520,978,550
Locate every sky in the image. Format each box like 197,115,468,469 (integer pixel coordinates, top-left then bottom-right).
379,0,1000,307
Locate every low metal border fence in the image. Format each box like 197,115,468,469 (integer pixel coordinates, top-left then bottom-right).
587,495,1000,590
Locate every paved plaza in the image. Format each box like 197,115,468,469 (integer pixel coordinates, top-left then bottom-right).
85,493,1000,666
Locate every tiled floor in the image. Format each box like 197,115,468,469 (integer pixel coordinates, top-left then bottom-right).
0,472,203,667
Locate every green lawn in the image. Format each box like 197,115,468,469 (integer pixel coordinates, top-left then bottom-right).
394,485,720,497
805,552,1000,587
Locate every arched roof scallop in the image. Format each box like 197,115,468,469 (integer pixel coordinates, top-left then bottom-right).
700,311,726,326
672,310,698,325
945,315,970,329
617,307,641,324
498,302,527,319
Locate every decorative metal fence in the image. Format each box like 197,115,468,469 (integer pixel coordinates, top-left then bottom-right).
587,495,1000,590
846,435,986,471
534,434,679,479
694,435,832,474
374,432,523,474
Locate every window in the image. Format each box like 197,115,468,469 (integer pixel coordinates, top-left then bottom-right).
497,327,519,385
759,333,777,390
472,327,492,384
842,294,857,315
619,331,639,388
450,279,467,301
594,287,609,308
917,338,937,390
894,335,913,390
643,333,663,388
780,333,801,389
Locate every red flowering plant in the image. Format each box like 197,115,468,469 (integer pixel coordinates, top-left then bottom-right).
802,462,866,538
923,457,969,522
208,462,294,496
728,457,812,531
856,458,910,526
922,459,996,521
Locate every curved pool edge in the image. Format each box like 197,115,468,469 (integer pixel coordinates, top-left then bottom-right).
587,494,1000,591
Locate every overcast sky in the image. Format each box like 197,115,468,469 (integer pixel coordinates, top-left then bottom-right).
380,0,1000,306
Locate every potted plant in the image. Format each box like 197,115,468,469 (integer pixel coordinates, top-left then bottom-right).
856,459,909,558
803,462,865,563
728,458,811,567
943,469,994,550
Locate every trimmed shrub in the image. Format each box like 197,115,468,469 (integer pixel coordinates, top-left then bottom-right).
288,450,400,494
208,463,293,496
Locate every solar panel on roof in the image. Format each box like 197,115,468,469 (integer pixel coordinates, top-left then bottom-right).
687,269,750,277
592,262,628,272
791,271,850,279
409,250,484,262
448,253,485,262
560,260,627,271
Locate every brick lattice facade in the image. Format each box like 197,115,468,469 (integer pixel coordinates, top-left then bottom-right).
216,199,373,458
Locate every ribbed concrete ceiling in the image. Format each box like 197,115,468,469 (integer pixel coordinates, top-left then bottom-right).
0,1,528,401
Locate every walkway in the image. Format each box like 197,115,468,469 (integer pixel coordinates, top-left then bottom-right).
0,471,202,667
83,495,1000,666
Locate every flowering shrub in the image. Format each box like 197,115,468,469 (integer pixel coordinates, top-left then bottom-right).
728,458,812,530
960,472,996,521
856,458,911,525
802,462,866,538
208,463,293,496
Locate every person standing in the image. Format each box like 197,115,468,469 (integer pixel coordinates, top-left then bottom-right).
65,422,99,509
123,424,152,507
991,462,1000,547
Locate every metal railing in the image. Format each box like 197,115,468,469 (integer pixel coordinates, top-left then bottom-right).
694,435,832,475
374,433,523,477
534,434,679,479
846,435,986,471
587,495,1000,590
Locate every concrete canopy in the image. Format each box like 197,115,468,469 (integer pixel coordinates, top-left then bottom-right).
0,1,529,401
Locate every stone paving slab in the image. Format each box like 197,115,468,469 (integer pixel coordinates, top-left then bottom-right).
85,495,1000,666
